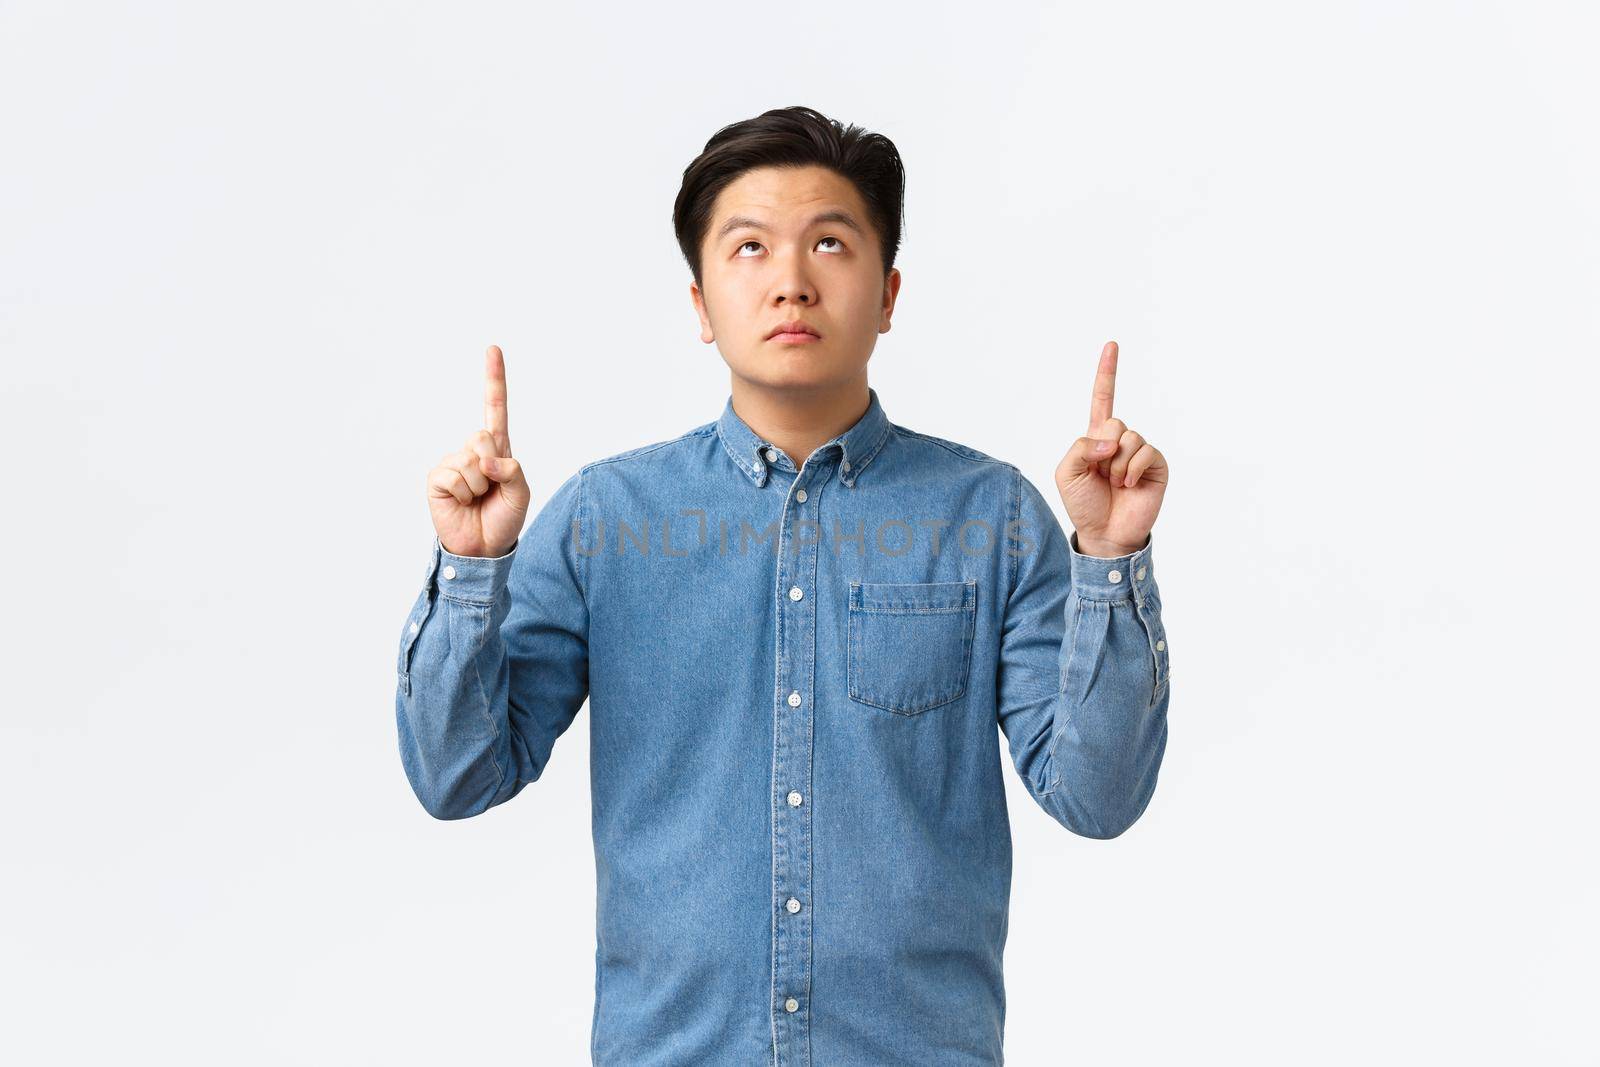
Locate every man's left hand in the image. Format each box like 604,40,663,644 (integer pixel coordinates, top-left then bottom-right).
1054,340,1170,557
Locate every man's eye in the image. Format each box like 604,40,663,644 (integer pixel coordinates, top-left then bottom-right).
735,237,844,257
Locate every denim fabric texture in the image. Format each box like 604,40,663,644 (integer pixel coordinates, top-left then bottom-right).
395,386,1170,1066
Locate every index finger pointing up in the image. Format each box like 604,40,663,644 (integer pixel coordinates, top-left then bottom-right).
1088,340,1117,430
484,344,509,453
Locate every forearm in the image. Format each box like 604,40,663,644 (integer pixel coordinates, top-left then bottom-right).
395,538,521,820
1037,532,1170,838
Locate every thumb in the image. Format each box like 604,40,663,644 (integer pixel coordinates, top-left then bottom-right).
1058,436,1117,481
480,454,532,510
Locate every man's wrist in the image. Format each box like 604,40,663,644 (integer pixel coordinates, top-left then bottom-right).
1073,532,1146,559
429,535,518,601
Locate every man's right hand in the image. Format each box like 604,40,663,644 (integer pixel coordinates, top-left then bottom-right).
426,345,533,558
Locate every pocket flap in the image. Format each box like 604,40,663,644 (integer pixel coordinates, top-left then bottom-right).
851,579,975,613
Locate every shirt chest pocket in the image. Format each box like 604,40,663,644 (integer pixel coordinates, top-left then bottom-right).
847,579,978,716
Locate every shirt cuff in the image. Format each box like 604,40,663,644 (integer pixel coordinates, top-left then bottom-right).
1068,530,1155,601
429,534,518,602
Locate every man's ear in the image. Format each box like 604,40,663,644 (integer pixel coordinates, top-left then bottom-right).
879,267,902,334
690,280,714,343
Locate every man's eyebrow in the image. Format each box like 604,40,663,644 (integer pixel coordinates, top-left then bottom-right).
715,210,867,241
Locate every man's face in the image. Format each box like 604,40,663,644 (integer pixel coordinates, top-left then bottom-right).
691,164,900,391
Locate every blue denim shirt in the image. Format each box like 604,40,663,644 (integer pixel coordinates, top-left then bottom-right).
395,386,1170,1066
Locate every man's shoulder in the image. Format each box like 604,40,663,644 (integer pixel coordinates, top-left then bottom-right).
887,422,1019,476
577,420,719,475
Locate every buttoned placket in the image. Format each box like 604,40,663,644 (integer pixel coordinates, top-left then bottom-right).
767,445,835,1067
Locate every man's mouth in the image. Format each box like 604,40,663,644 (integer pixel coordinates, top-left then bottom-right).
767,320,822,343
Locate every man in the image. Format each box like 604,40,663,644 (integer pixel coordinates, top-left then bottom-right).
397,105,1171,1066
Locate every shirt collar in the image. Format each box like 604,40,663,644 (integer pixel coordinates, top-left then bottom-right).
715,386,892,489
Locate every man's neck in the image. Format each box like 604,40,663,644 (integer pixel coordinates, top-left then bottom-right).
728,374,871,469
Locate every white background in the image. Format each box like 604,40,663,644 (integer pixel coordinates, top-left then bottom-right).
2,1,1596,1063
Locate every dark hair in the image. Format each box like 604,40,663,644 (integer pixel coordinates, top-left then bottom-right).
672,105,906,288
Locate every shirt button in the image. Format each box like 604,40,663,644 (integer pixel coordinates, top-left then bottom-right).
785,997,799,1013
787,691,802,707
795,488,807,502
1136,566,1147,581
1156,639,1166,651
841,459,851,472
764,448,778,462
1107,569,1122,583
786,897,801,914
441,565,457,580
787,791,803,807
409,622,419,634
788,586,803,601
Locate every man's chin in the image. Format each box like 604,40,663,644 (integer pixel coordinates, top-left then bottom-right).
721,341,868,385
737,370,866,396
